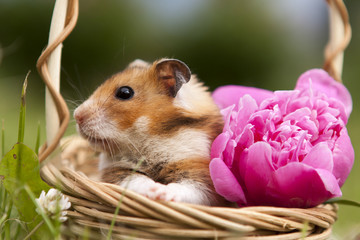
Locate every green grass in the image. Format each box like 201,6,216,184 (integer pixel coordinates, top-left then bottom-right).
0,76,60,240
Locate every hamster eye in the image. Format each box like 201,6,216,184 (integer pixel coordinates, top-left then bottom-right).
115,86,134,100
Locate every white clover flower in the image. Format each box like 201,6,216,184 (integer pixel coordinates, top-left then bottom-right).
36,188,71,222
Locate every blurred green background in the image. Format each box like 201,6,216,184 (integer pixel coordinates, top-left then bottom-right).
0,0,359,238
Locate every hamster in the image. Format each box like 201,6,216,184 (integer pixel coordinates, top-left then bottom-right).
74,58,226,206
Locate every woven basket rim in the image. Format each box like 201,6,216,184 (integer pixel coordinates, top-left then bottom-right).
39,136,338,239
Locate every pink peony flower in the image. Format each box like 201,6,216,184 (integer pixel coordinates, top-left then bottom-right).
210,69,354,208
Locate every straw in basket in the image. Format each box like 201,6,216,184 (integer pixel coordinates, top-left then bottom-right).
36,0,352,239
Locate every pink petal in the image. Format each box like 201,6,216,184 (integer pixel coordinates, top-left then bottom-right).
236,95,258,131
297,119,318,139
287,96,311,114
221,105,235,133
244,142,275,205
295,69,352,118
223,139,237,167
290,131,307,163
211,132,231,159
262,90,299,114
283,107,311,121
268,162,341,208
326,98,348,124
212,85,274,109
332,128,354,186
237,148,249,183
316,168,342,197
235,124,254,149
302,142,333,172
209,158,247,204
249,112,268,136
317,113,339,132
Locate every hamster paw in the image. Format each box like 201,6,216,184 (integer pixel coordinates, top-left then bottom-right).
146,183,179,202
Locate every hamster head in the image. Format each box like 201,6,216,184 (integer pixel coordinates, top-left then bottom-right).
74,58,192,154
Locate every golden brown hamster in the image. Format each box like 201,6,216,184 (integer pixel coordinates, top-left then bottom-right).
74,58,226,205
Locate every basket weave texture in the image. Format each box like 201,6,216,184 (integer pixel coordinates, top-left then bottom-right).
37,0,351,239
39,137,337,240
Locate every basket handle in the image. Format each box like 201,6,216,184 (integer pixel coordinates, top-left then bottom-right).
36,0,351,163
323,0,352,83
37,0,78,162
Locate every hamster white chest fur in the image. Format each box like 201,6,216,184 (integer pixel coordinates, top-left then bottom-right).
74,59,226,205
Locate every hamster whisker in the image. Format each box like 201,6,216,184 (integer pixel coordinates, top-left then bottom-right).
62,66,88,101
98,94,113,111
124,136,142,156
105,137,115,159
97,121,116,158
101,120,142,156
99,101,118,113
66,99,83,108
110,139,122,153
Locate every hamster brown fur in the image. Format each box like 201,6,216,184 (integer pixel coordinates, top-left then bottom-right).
74,58,226,205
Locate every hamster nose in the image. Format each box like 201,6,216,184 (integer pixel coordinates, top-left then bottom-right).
74,109,86,125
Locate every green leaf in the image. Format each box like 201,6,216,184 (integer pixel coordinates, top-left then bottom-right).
0,143,51,239
325,198,360,207
35,122,41,155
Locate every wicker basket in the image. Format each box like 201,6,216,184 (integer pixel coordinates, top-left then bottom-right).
36,0,352,239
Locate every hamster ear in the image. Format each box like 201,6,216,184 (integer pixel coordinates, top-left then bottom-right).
127,59,150,68
155,59,191,97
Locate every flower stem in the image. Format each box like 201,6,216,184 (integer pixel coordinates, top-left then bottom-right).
13,222,22,240
301,221,309,239
106,157,145,240
0,190,7,214
24,185,56,236
4,201,13,240
23,220,44,240
0,214,7,240
0,213,7,228
1,119,4,158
